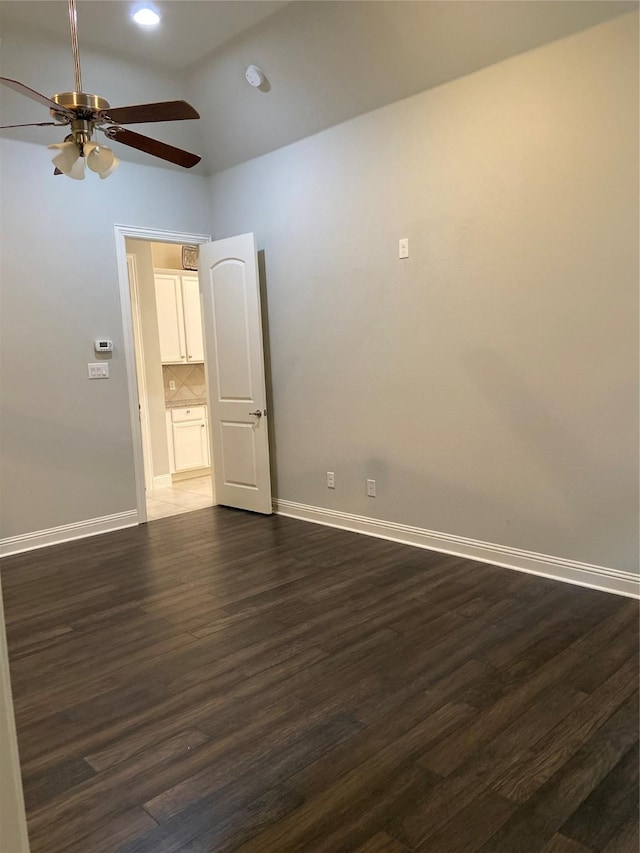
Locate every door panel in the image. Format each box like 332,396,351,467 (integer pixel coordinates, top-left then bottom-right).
199,233,272,514
211,261,253,400
220,421,258,488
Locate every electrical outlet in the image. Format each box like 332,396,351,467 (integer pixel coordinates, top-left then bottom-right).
367,479,376,497
327,471,335,489
399,237,409,259
169,380,176,391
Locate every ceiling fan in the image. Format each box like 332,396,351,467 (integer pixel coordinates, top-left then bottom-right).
0,0,201,179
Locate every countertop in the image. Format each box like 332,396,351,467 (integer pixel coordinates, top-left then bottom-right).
165,399,207,409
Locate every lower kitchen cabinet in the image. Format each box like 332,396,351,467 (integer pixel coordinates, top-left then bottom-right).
166,406,210,473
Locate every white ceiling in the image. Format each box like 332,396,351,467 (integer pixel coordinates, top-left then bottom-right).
1,1,637,175
0,1,291,71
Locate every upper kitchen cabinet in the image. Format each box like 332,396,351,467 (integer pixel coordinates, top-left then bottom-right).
154,271,204,364
181,276,205,364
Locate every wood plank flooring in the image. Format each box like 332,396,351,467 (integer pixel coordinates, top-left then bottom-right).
1,506,638,853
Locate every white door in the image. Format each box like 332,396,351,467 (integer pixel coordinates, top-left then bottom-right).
199,233,272,514
155,274,185,363
182,275,205,363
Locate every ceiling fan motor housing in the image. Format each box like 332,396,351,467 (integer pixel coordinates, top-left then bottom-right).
51,91,110,122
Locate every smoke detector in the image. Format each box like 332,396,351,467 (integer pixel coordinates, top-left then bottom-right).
245,65,265,88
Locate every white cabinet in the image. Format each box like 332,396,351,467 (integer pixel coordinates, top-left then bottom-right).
154,271,204,364
181,277,205,363
155,273,185,363
172,421,210,471
166,406,210,473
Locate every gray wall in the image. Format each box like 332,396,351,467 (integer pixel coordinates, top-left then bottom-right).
209,13,639,573
151,242,184,270
0,140,210,539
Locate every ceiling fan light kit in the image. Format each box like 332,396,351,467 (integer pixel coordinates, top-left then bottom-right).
0,0,201,180
48,139,85,179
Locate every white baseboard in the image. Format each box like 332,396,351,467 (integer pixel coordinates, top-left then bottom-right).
171,468,211,483
152,474,172,489
3,500,637,599
0,511,139,558
274,500,639,599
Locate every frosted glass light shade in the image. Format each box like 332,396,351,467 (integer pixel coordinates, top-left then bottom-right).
48,140,85,180
66,157,86,180
98,155,120,179
85,142,118,177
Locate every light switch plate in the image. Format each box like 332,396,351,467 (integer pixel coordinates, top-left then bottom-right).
88,363,109,379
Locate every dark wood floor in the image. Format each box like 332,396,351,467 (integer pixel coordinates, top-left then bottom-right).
1,507,638,853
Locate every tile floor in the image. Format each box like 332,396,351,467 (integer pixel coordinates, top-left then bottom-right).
146,475,214,521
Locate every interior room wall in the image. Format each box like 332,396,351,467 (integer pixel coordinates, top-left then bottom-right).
0,139,211,540
150,242,184,270
125,239,171,480
208,13,639,574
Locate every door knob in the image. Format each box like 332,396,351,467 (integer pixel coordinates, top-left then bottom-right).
249,410,262,418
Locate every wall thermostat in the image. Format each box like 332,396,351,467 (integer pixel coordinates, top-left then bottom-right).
94,339,113,353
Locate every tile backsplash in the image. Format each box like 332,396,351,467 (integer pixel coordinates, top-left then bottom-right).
163,364,206,404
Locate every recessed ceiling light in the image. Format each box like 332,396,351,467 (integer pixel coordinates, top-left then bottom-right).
133,8,160,27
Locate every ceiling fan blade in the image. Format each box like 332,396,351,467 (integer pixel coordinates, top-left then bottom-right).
0,122,59,129
0,77,73,117
98,100,199,125
104,127,201,169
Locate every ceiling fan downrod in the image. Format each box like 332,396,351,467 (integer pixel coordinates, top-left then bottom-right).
68,0,82,94
51,1,111,128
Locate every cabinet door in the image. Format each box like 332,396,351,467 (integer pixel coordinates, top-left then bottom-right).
181,275,204,362
172,420,209,471
155,274,186,363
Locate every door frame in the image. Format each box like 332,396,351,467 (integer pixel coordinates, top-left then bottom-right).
126,252,154,492
114,224,211,523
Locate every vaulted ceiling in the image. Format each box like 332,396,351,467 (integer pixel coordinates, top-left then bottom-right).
1,0,636,175
0,1,291,70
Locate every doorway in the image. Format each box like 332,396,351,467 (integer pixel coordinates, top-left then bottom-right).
115,225,213,522
116,225,273,523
